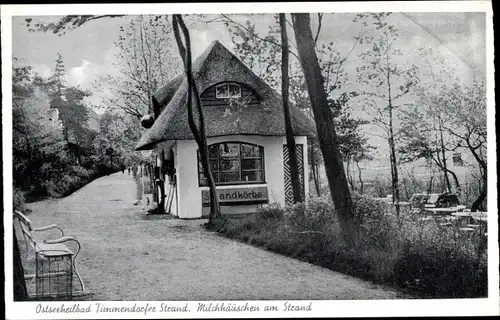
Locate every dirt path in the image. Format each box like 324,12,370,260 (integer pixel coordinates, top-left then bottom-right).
25,172,407,300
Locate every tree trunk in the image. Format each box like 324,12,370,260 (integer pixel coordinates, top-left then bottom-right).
172,15,221,225
292,13,357,243
24,139,32,190
402,177,410,200
309,139,321,197
346,158,355,191
280,13,302,203
437,120,452,192
388,134,400,208
465,137,487,212
356,160,364,194
312,158,321,196
427,175,434,194
447,167,461,194
13,227,28,301
431,155,461,193
471,170,487,212
387,72,400,217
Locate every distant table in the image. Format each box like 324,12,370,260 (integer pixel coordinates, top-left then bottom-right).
452,211,473,224
471,212,488,222
452,212,472,217
425,207,462,215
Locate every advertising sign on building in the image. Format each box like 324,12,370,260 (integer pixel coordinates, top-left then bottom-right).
201,187,268,206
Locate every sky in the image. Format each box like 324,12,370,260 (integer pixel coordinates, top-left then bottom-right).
10,11,487,161
12,12,486,92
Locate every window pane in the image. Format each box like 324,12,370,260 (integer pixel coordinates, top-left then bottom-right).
216,84,228,98
209,159,219,171
220,172,240,183
242,171,263,182
212,171,220,183
199,171,219,185
229,84,241,98
241,144,261,158
241,159,262,170
220,159,239,172
208,145,218,158
199,160,217,172
220,143,240,158
201,142,265,185
199,175,207,186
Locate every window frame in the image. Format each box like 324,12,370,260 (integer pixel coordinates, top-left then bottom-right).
198,142,266,187
215,82,242,99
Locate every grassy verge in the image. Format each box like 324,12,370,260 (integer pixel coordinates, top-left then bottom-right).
215,194,487,298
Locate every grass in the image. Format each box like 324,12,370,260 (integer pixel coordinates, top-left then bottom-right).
215,194,488,299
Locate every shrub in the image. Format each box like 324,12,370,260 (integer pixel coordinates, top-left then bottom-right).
53,174,86,197
284,196,338,232
69,165,91,179
43,180,61,198
13,188,26,212
258,203,285,221
216,193,487,298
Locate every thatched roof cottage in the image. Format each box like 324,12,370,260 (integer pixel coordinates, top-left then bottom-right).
135,40,315,218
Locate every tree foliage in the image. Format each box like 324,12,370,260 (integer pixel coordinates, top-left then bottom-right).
12,56,127,199
100,15,181,119
25,15,125,35
440,79,487,211
353,13,419,215
13,63,66,190
224,13,373,167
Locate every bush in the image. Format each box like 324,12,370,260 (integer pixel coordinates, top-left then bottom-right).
69,165,91,179
13,188,26,211
216,194,487,298
43,180,61,198
22,162,103,202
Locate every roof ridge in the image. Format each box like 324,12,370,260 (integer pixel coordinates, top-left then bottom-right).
136,41,316,150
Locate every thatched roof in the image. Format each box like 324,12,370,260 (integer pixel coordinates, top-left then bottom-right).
135,40,316,151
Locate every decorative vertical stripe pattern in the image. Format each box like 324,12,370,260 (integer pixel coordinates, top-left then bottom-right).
283,144,305,206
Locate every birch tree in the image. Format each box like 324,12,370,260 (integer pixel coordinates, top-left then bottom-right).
441,79,487,211
354,13,419,217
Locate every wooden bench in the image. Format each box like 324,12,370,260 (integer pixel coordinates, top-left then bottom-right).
13,210,85,298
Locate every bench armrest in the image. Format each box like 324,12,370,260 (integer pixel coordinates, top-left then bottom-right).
33,224,65,237
44,236,81,259
44,236,76,244
43,236,85,293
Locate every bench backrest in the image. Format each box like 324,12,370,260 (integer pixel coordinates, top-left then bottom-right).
14,210,37,248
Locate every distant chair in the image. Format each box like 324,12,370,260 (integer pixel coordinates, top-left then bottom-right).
435,192,460,208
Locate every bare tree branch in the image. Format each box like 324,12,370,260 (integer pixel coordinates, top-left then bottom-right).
314,13,323,43
218,14,300,60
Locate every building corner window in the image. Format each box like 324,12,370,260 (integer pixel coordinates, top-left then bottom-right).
198,142,264,186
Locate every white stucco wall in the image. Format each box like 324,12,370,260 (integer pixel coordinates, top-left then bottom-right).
170,135,308,219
